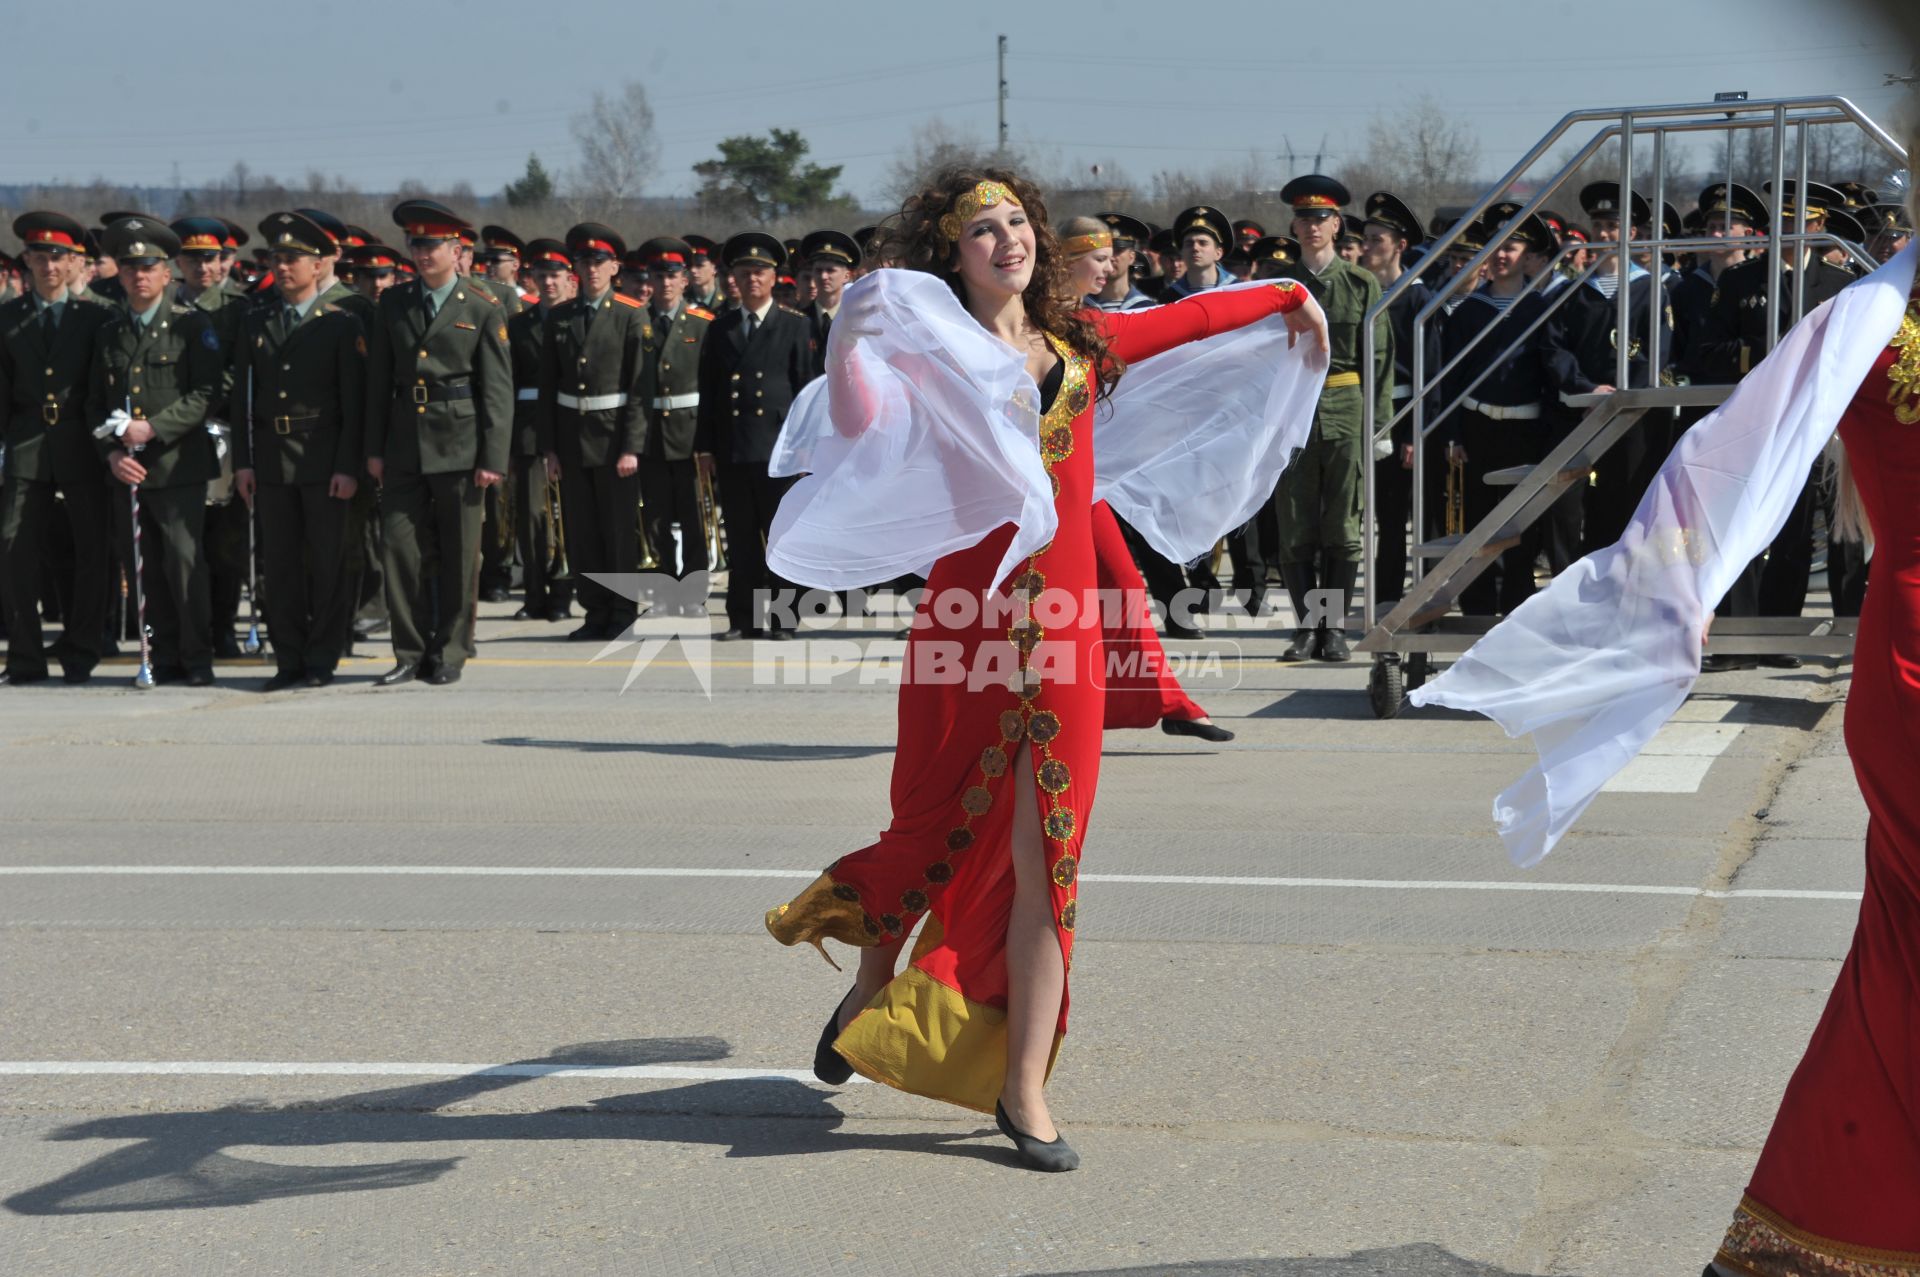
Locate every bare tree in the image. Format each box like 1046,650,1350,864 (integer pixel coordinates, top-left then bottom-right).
569,82,660,204
1353,95,1485,215
879,120,1016,210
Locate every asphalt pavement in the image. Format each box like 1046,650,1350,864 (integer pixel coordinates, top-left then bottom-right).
0,590,1866,1276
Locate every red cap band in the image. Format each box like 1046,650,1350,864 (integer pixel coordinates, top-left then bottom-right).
24,228,78,248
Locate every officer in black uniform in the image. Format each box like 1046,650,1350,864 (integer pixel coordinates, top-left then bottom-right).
696,232,814,639
537,223,653,643
91,217,224,686
1690,180,1856,667
799,228,859,371
1359,191,1440,609
1542,182,1671,556
508,238,573,623
233,211,367,689
363,199,513,687
0,212,116,684
635,237,714,607
1442,210,1555,615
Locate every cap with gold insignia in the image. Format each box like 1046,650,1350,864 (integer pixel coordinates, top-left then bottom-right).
344,224,379,248
1825,206,1867,247
1867,203,1914,235
1363,191,1426,248
1249,234,1301,266
1231,218,1265,249
1763,180,1848,225
172,216,231,258
101,216,181,265
1491,206,1555,253
722,231,785,271
636,236,693,271
258,211,333,257
1835,181,1879,210
479,225,525,265
1280,175,1352,219
1697,182,1766,229
522,238,573,271
800,229,860,270
288,207,347,251
681,234,719,263
1340,213,1366,246
851,226,880,258
100,210,156,227
782,237,804,264
1171,205,1232,248
1095,212,1151,251
344,242,406,272
1578,182,1651,226
392,199,473,244
14,211,88,255
565,223,626,262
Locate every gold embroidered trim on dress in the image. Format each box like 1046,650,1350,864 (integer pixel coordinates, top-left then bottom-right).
1886,298,1920,425
765,870,883,969
1714,1194,1920,1276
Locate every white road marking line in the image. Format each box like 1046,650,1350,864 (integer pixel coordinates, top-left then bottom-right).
1601,723,1743,793
0,865,1861,900
0,1060,857,1084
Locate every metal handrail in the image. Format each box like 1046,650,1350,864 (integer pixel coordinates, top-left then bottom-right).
1361,95,1907,630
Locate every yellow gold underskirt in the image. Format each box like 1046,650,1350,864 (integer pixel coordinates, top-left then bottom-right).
832,916,1061,1115
1716,1194,1920,1276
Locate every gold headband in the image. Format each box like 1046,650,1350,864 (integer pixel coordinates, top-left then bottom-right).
939,180,1021,241
1061,231,1112,257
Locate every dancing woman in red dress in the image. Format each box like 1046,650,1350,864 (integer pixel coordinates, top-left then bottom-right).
1058,214,1231,740
766,169,1323,1169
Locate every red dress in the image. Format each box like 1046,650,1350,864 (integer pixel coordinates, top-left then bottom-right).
767,285,1303,1113
1091,500,1209,729
1713,327,1920,1274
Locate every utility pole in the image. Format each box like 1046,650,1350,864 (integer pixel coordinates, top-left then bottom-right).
997,35,1009,155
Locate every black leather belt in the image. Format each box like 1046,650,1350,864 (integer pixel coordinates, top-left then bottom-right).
272,414,321,435
405,381,472,405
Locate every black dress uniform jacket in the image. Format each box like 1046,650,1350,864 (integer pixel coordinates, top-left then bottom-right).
232,299,367,484
0,291,113,482
694,303,814,463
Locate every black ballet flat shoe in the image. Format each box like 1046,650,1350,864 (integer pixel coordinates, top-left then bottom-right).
1161,717,1234,743
813,990,857,1085
995,1100,1079,1172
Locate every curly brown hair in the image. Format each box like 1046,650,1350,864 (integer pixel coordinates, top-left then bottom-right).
891,165,1123,399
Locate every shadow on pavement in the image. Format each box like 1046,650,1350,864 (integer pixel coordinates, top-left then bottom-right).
4,1037,1004,1216
485,737,892,761
1028,1246,1545,1276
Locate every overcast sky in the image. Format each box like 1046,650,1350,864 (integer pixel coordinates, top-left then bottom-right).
4,0,1911,204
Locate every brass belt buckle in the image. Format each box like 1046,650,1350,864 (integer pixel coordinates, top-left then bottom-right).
41,403,59,425
411,385,430,405
274,416,293,435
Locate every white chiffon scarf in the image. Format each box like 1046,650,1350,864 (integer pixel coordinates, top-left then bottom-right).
766,269,1328,590
1410,242,1916,867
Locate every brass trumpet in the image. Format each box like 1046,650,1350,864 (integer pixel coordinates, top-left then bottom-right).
1445,453,1466,537
544,470,570,582
696,463,726,570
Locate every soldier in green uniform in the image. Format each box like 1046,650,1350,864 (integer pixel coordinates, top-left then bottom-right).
0,212,116,684
473,227,526,602
537,223,654,642
172,217,254,660
635,236,713,606
233,211,367,690
682,235,724,312
1271,176,1393,663
90,217,224,686
363,199,512,687
508,238,573,622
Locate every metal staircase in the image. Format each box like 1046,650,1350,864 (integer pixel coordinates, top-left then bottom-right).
1356,96,1908,718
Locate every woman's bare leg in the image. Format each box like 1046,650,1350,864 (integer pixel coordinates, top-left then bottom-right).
1000,742,1066,1141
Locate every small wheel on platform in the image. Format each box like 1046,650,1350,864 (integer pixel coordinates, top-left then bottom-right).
1368,655,1405,719
1405,650,1431,692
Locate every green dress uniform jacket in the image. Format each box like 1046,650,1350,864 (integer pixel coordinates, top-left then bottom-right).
232,298,367,485
0,291,114,483
534,290,653,468
364,277,512,477
641,302,711,461
87,294,222,489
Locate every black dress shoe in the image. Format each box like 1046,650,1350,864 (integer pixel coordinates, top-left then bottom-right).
302,670,334,688
1165,621,1207,640
995,1100,1079,1172
1281,628,1316,662
61,667,93,686
184,669,216,688
1315,627,1352,662
567,621,605,642
1162,717,1234,742
0,670,49,687
1701,655,1758,673
813,990,858,1085
510,606,534,621
545,605,572,622
375,662,419,687
765,628,796,641
1758,654,1802,669
427,665,462,685
262,670,305,692
481,586,512,604
718,627,751,641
